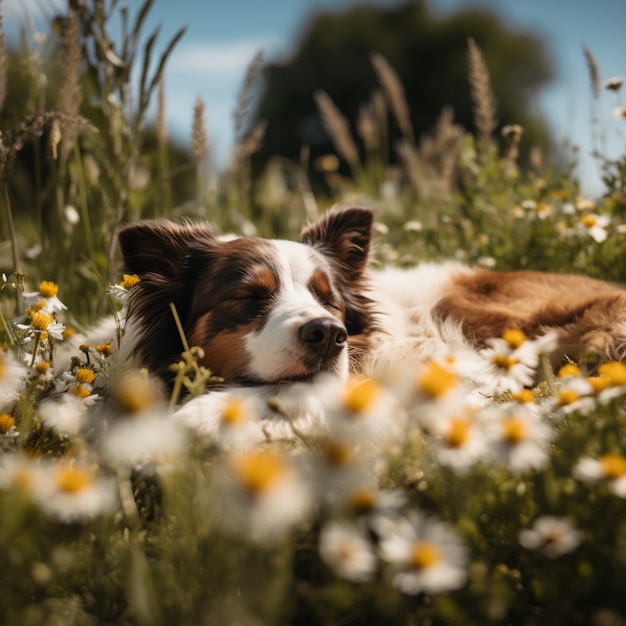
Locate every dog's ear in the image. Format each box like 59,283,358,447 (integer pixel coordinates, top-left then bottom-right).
118,219,217,280
300,206,373,278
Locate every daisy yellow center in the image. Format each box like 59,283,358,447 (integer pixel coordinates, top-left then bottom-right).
36,361,51,375
503,329,527,349
231,451,286,495
30,310,53,331
418,361,457,398
97,342,112,356
409,541,441,571
12,468,34,490
494,354,518,371
39,281,59,298
600,454,626,480
342,378,379,414
347,488,376,514
0,413,15,434
323,439,354,468
221,400,246,425
63,327,76,340
444,418,471,448
512,389,535,403
559,389,579,406
598,362,626,387
75,367,96,385
0,353,6,379
581,214,597,228
558,363,582,378
115,372,155,413
588,376,609,394
120,274,141,290
536,203,550,215
501,417,527,445
70,384,92,399
56,467,93,493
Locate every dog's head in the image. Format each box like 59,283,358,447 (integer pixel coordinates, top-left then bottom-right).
117,206,376,387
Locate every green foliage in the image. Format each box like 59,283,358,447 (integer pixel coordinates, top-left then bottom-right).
1,2,626,626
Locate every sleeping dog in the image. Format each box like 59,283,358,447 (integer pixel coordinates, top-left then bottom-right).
116,206,626,436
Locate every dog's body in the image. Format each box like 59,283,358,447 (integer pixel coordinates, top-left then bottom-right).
116,207,626,436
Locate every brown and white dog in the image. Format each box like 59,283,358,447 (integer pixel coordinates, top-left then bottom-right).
117,206,626,435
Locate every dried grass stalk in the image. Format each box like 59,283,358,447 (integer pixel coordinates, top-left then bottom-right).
370,52,414,144
233,50,264,141
583,46,601,99
314,89,360,172
60,10,82,158
157,78,167,144
467,37,498,150
192,97,209,162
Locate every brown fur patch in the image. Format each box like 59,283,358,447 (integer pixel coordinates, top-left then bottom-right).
434,269,626,362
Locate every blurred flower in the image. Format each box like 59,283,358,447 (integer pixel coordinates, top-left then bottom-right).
38,394,88,437
107,274,141,306
218,449,312,544
429,406,489,474
319,520,377,582
612,107,626,119
34,461,116,523
0,453,45,496
376,511,468,595
483,404,555,473
593,361,626,404
605,76,624,91
0,349,26,408
102,412,186,468
519,516,582,558
579,213,610,243
23,280,67,315
0,412,18,439
573,453,626,497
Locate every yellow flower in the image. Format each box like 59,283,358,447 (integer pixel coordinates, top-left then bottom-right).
598,362,626,387
97,342,112,356
501,417,527,445
30,310,53,331
39,281,59,298
75,367,96,385
0,413,15,434
409,542,441,571
120,273,141,289
70,384,92,399
231,450,287,496
417,361,457,398
600,454,626,480
444,418,471,449
55,466,93,494
558,363,582,378
503,329,527,349
35,361,51,375
342,378,379,414
221,399,246,425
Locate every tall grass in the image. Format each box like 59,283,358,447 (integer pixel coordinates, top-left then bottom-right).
1,2,626,626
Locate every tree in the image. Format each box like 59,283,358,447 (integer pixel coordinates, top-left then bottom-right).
251,0,554,188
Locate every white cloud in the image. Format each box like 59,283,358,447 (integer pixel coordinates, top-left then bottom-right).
170,38,281,76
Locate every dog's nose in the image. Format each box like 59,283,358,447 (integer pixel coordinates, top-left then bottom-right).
299,318,347,358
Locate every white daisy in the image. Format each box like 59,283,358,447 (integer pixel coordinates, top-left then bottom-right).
38,394,88,436
578,213,610,243
519,516,582,558
483,403,555,473
573,453,626,497
217,449,312,544
23,280,67,314
0,349,26,410
34,461,117,523
376,510,468,595
319,520,378,582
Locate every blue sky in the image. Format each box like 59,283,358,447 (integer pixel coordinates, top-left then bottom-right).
4,0,626,196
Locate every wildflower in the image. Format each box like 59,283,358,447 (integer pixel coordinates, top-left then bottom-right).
593,361,626,403
38,394,88,437
573,453,626,497
319,520,378,582
343,486,406,518
102,412,186,468
575,198,596,211
429,407,489,474
548,375,595,417
376,511,468,595
0,453,45,496
579,213,610,243
501,124,523,140
19,310,66,341
613,107,626,119
34,461,116,523
0,413,18,439
325,376,403,444
403,220,423,232
0,350,26,407
218,449,312,544
605,76,623,91
23,280,67,314
519,516,582,558
97,342,113,357
108,273,141,305
479,330,555,394
483,404,555,473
